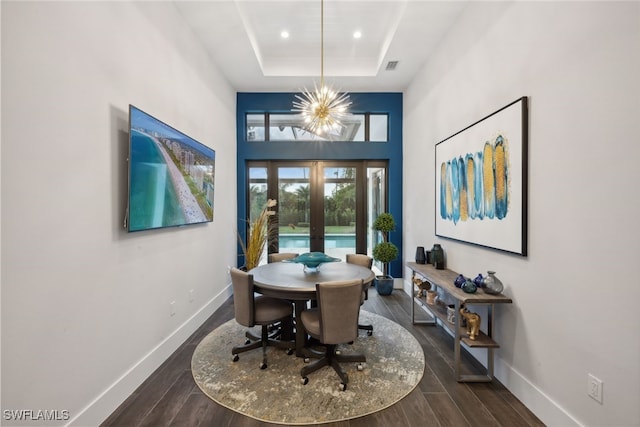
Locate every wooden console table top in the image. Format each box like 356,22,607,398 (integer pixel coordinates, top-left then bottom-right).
407,262,512,304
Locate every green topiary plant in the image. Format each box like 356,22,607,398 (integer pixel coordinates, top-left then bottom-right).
372,242,399,267
372,212,398,276
373,212,395,235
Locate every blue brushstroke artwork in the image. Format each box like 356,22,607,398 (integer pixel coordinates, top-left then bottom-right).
439,135,509,225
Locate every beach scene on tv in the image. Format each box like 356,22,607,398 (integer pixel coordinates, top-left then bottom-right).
128,106,215,232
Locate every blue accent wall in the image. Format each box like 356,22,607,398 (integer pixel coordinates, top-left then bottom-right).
236,92,403,277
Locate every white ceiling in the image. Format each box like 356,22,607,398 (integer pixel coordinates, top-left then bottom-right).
173,1,468,92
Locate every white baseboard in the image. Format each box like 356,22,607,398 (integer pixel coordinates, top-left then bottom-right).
400,281,580,427
67,284,233,427
494,363,582,427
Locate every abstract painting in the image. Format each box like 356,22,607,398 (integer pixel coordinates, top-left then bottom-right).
435,97,528,256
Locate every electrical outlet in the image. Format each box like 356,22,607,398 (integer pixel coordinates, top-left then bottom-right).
587,374,603,404
189,289,194,303
170,301,176,317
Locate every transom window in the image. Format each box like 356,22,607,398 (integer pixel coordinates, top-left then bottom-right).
246,113,388,142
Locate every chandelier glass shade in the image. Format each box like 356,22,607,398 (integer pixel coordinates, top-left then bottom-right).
292,0,351,136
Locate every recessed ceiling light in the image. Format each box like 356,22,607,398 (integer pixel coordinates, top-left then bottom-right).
281,30,290,39
353,31,362,39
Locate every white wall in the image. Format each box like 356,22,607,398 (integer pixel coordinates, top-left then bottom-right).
1,2,236,426
403,2,640,426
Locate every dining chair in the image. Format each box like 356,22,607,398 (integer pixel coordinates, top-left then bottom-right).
268,252,298,263
230,267,294,369
300,279,366,391
346,253,374,336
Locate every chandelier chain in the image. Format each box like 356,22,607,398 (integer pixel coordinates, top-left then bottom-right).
320,0,324,88
292,0,351,137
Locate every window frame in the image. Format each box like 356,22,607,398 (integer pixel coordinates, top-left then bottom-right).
245,112,389,143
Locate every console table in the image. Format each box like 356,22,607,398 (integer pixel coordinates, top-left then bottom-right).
407,262,512,382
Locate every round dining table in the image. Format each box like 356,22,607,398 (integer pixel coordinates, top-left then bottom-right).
249,261,375,356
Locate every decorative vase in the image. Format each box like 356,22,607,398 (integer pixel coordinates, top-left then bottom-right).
426,290,437,305
454,274,466,288
473,273,484,288
461,279,477,293
446,305,456,324
431,244,445,270
415,246,426,264
482,271,504,294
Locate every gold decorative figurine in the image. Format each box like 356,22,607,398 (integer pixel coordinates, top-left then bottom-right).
412,276,431,297
459,307,481,340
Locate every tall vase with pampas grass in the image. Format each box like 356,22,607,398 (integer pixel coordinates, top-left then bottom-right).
239,199,277,270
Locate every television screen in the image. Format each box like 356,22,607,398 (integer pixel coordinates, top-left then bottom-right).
127,105,215,232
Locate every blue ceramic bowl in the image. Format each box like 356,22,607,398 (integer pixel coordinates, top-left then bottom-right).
285,252,340,269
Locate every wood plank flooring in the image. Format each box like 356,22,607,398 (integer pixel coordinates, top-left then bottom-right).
102,287,545,427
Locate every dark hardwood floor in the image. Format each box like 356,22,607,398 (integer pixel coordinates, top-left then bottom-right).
102,287,544,427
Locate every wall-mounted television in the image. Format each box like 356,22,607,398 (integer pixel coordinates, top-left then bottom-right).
127,105,215,232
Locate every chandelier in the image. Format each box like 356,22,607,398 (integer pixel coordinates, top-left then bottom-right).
292,0,351,136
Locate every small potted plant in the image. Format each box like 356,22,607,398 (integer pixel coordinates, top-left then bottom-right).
372,212,399,295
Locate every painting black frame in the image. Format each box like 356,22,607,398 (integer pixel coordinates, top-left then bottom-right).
435,97,528,256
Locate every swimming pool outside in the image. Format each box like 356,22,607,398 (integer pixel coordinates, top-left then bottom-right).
278,234,354,262
279,234,355,249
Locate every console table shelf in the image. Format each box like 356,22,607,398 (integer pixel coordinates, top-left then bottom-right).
407,262,512,382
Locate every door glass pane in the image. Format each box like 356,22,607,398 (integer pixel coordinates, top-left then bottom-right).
277,167,311,254
323,167,356,261
368,167,386,273
248,167,268,265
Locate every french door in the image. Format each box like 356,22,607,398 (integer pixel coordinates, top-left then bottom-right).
247,161,387,265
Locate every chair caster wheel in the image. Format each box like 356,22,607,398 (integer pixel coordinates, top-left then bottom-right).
260,362,267,370
367,330,373,336
357,364,364,371
304,357,310,363
286,348,294,355
301,377,309,385
339,382,347,391
233,354,239,362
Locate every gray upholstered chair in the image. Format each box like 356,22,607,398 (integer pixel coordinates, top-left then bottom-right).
300,279,366,391
230,267,294,369
346,253,374,336
268,252,298,263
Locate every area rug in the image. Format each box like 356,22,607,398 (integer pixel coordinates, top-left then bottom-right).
191,311,424,425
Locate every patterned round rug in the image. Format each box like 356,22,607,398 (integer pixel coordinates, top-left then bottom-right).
191,311,424,425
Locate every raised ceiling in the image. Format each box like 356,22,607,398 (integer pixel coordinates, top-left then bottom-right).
173,1,468,92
